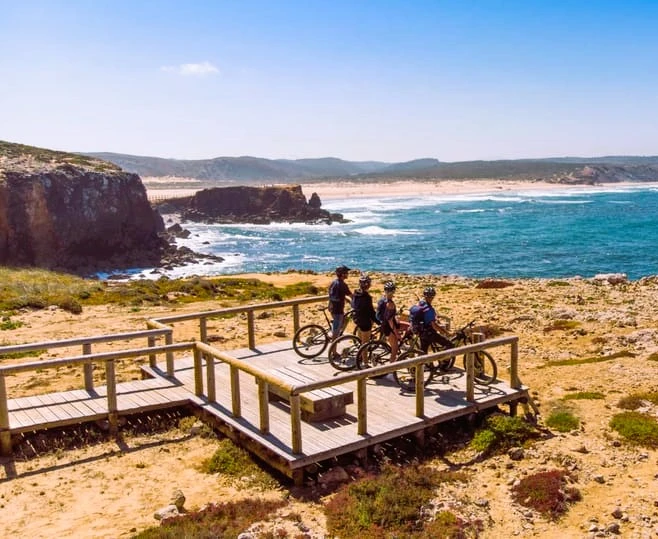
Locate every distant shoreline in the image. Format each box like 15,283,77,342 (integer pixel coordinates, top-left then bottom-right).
145,178,658,202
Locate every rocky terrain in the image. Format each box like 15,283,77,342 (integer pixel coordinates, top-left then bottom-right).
1,271,658,537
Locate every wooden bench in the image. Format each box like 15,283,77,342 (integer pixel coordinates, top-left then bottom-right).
266,366,354,422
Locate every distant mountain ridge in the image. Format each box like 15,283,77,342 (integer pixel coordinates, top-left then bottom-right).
85,151,658,184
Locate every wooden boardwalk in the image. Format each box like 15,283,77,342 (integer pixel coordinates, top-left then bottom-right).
2,337,530,484
150,341,530,482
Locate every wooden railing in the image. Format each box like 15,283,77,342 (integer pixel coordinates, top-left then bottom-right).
193,335,519,455
0,328,173,391
147,294,329,350
0,341,194,455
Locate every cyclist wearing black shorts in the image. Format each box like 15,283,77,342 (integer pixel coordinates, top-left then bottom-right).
351,274,378,343
418,286,454,353
328,265,352,337
377,281,401,360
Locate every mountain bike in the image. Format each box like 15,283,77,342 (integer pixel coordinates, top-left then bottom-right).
356,317,452,371
292,307,354,359
393,320,497,392
327,325,383,371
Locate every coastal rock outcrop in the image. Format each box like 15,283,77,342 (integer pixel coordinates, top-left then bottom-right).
154,185,347,224
0,143,168,274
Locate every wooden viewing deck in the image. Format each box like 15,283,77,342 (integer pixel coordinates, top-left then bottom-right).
0,296,533,485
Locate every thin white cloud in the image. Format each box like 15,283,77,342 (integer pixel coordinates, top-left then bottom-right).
160,61,219,76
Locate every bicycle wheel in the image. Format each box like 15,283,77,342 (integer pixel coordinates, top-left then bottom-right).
428,341,456,373
356,340,391,370
462,350,498,385
393,350,433,392
327,335,361,371
292,324,329,359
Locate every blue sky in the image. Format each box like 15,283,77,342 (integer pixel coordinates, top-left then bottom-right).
2,1,658,162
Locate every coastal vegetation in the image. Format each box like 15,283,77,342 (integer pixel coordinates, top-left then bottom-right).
0,268,319,315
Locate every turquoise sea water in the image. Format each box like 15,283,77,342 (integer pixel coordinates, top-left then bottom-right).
135,183,658,281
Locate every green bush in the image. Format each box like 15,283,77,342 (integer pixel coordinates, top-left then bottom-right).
200,439,278,489
610,411,658,448
470,413,539,454
563,391,605,400
546,409,579,432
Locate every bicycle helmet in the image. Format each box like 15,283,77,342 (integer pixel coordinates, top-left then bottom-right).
383,281,396,292
359,274,371,287
423,286,436,297
335,265,350,276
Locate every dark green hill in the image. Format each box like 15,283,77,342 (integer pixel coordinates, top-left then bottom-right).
84,150,658,183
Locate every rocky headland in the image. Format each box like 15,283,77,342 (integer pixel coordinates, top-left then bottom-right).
0,141,219,276
153,184,347,224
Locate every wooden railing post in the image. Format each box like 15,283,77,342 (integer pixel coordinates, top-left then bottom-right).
0,375,11,456
415,365,425,417
82,343,93,391
165,331,174,376
257,379,270,433
292,304,300,334
148,336,156,368
357,378,367,435
206,354,216,403
466,334,484,402
230,365,241,417
510,338,520,389
290,395,302,454
105,360,118,435
193,346,203,396
247,310,256,349
199,317,208,343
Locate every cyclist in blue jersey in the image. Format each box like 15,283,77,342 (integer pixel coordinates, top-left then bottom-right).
418,286,454,353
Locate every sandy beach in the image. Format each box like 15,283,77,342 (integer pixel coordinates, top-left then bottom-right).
144,177,658,203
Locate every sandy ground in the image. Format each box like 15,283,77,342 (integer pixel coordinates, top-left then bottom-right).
2,271,658,537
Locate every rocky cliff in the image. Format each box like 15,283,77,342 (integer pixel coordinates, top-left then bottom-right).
0,142,168,274
155,185,346,224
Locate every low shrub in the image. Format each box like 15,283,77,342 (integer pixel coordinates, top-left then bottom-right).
546,409,579,432
200,439,278,489
133,498,287,538
610,411,658,448
511,469,581,519
325,464,470,538
470,413,539,454
616,391,658,410
563,391,605,400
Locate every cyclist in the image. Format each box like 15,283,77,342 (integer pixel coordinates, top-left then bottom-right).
351,274,378,344
377,280,401,361
415,286,454,353
328,265,352,337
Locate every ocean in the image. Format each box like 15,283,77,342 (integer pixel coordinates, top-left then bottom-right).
130,183,658,281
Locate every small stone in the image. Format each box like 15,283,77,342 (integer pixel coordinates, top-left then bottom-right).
604,522,621,534
170,489,185,511
611,507,623,519
593,475,605,484
508,447,524,461
154,504,179,521
474,498,489,508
